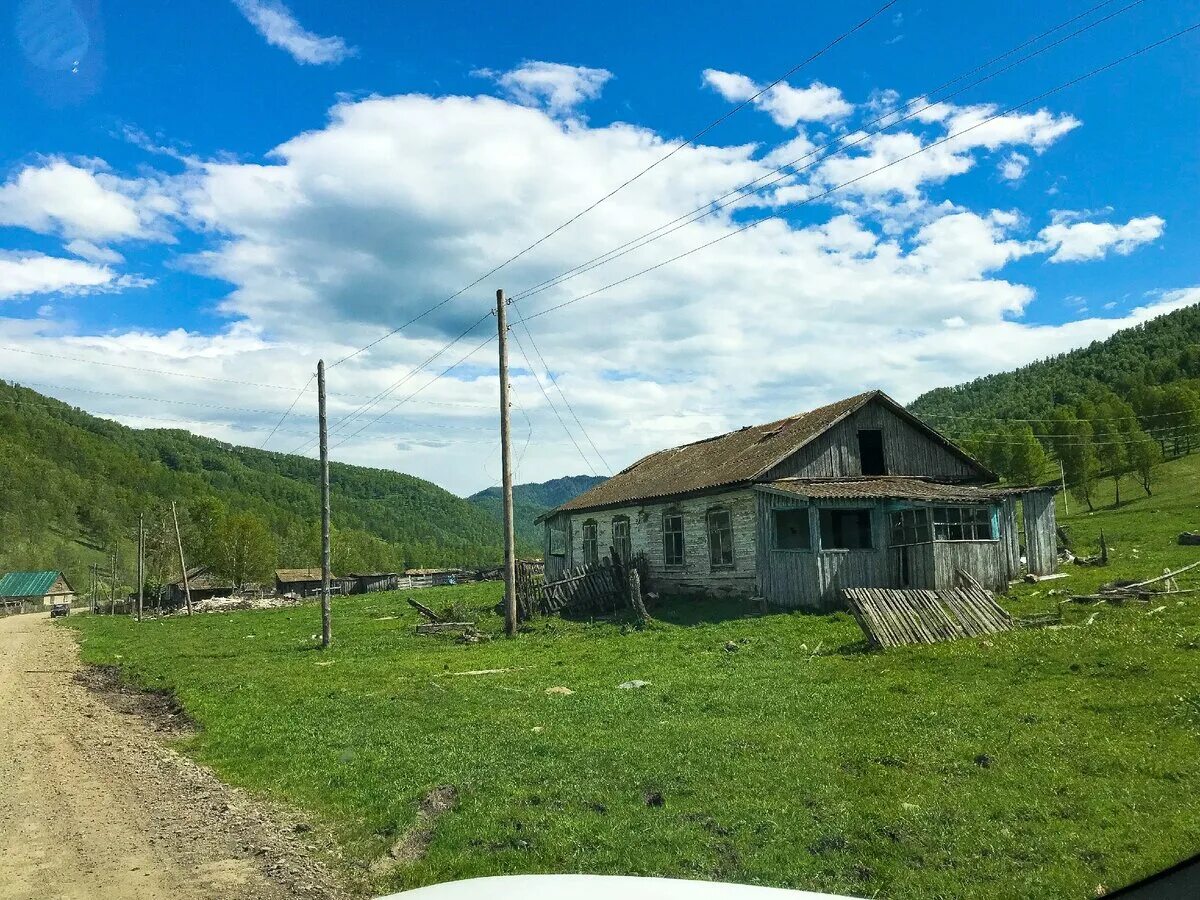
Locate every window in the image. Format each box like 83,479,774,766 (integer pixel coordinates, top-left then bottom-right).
858,429,886,476
774,508,812,550
819,508,873,550
581,519,599,565
933,506,994,541
611,516,631,563
889,508,932,546
707,508,735,568
663,513,685,567
549,523,567,556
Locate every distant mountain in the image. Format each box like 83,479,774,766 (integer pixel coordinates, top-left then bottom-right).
0,381,534,591
468,475,606,547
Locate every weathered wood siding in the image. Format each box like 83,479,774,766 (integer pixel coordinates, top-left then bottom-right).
767,400,983,482
932,541,1008,591
1023,491,1058,576
1000,497,1021,581
544,489,757,595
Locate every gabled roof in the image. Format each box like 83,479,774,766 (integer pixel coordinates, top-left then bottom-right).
547,391,990,516
170,565,234,591
0,570,71,597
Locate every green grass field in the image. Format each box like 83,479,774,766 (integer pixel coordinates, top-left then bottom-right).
66,457,1200,899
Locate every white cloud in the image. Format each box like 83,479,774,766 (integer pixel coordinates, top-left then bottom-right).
1040,215,1165,263
998,152,1029,182
232,0,353,65
0,252,120,299
4,76,1179,494
475,61,612,118
703,69,852,126
65,239,125,264
0,159,174,242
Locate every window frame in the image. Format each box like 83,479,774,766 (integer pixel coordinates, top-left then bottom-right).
662,511,686,568
889,505,997,545
706,507,735,569
818,507,874,551
581,519,599,566
773,507,813,551
611,515,631,563
857,428,887,476
549,521,567,556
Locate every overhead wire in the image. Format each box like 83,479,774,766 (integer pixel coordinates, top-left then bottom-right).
261,373,314,449
521,22,1200,325
509,0,1146,305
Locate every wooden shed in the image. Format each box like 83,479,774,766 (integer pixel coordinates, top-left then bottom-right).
165,565,235,605
275,568,329,595
539,390,1057,610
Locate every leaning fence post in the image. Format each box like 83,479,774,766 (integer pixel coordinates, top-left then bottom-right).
628,567,649,624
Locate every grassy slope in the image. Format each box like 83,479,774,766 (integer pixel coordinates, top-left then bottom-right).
66,456,1200,899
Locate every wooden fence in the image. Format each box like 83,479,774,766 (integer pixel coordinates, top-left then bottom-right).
515,552,643,622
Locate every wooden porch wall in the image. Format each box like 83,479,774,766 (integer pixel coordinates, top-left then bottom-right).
544,489,758,596
931,541,1008,591
766,401,982,482
1024,491,1058,576
1000,496,1021,581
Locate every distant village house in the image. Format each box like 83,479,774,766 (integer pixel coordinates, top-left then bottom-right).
539,391,1056,609
165,565,235,605
0,570,76,614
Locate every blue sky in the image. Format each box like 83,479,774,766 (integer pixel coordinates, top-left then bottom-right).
2,0,1198,493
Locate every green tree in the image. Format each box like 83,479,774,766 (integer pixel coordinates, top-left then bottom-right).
212,512,276,588
1004,425,1048,485
1128,430,1163,496
1048,410,1098,512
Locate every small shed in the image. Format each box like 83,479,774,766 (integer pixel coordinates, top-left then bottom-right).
403,567,462,586
347,572,400,594
166,565,235,605
275,568,329,595
0,570,76,614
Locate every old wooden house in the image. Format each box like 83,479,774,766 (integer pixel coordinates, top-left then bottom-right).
165,566,235,605
0,570,76,614
538,391,1056,610
274,568,329,595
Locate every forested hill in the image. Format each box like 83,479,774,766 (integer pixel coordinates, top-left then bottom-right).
0,380,533,593
909,302,1200,425
907,301,1200,505
468,475,605,546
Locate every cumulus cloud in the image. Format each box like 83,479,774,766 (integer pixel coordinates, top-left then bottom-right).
1040,215,1165,263
232,0,354,65
475,61,613,117
703,69,852,126
998,152,1029,182
0,252,124,299
0,158,174,242
0,72,1179,493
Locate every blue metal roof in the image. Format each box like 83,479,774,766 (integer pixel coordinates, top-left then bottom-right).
0,570,67,597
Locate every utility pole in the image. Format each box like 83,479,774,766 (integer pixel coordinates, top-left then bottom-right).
90,563,97,614
136,513,144,622
496,289,518,637
318,359,332,649
171,501,193,616
109,553,116,615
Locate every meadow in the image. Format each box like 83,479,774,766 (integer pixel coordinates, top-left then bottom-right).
66,455,1200,898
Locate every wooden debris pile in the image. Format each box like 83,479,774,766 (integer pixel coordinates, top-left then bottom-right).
843,586,1014,649
1068,560,1200,603
408,597,478,640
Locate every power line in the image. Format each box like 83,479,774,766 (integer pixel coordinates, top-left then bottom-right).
321,1,897,371
510,0,1146,305
507,323,598,475
511,303,612,473
523,22,1200,325
261,373,314,449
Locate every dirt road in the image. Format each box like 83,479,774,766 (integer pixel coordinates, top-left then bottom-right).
0,614,341,900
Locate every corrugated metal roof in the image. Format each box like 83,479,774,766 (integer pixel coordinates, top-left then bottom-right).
0,570,69,597
759,477,1039,503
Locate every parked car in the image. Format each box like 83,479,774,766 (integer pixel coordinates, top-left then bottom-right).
49,602,70,618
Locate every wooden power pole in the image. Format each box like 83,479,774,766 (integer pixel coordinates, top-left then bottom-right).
171,501,192,616
318,359,332,649
496,289,518,637
136,513,144,622
109,553,116,614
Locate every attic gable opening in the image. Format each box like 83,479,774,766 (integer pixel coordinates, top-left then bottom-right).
858,429,886,476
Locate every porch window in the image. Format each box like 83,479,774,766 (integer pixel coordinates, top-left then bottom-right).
611,516,631,563
933,506,994,541
889,508,932,547
663,513,685,567
819,508,873,550
773,508,811,550
707,508,735,568
581,519,599,565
